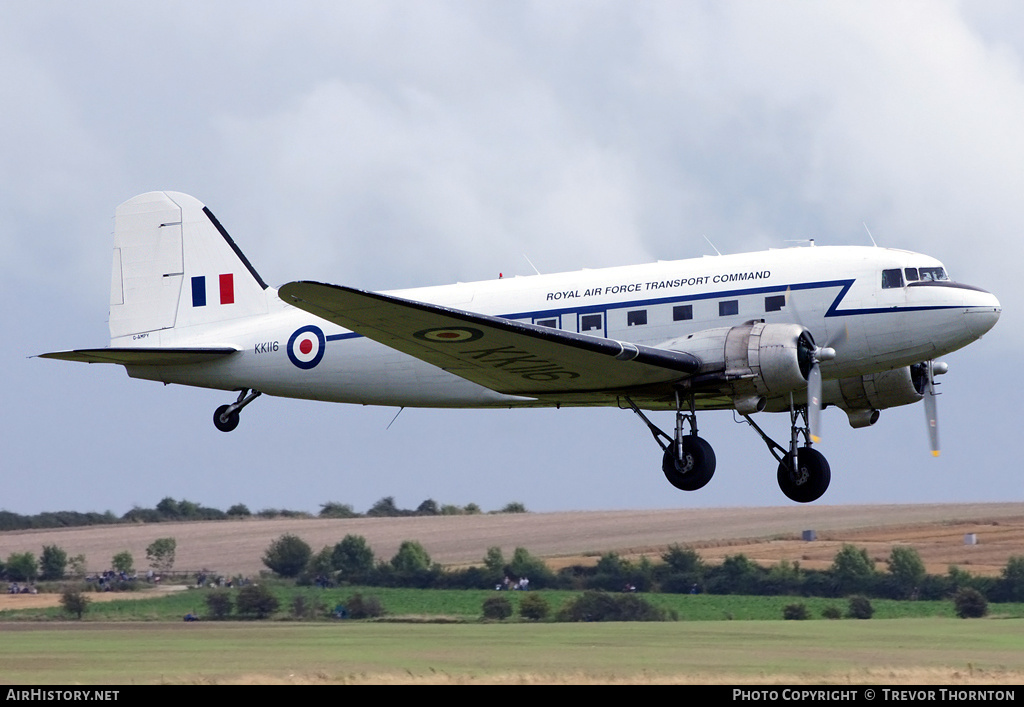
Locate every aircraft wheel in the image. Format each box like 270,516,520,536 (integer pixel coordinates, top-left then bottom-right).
213,404,240,432
662,436,717,491
777,447,831,503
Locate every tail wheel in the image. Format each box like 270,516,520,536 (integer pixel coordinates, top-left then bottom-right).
213,404,240,432
662,436,716,491
777,447,831,503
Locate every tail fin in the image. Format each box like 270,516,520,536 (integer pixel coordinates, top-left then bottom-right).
109,192,269,340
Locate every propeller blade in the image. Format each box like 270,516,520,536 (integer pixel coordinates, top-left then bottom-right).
808,360,823,443
924,361,940,457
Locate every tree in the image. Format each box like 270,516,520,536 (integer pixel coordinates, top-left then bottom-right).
146,538,177,574
367,496,401,517
886,546,926,599
112,551,134,575
996,556,1024,602
39,545,68,581
830,545,876,595
415,499,439,516
262,534,312,578
226,503,251,517
483,547,505,575
5,552,37,582
332,535,375,578
67,554,87,579
508,547,554,587
500,502,527,514
319,501,358,519
60,590,90,619
390,541,431,574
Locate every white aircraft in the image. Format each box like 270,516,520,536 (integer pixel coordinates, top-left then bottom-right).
41,191,1001,503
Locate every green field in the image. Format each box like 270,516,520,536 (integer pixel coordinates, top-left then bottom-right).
1,619,1022,684
5,585,1024,623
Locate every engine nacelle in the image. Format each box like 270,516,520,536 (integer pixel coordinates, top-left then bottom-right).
833,365,926,416
660,321,812,396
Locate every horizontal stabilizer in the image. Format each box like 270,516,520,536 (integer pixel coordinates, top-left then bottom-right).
279,281,699,395
38,347,238,366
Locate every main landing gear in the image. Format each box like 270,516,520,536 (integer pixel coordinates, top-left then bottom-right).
213,389,262,432
741,400,831,503
626,392,716,491
627,392,831,503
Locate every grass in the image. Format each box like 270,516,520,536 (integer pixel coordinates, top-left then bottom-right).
1,619,1022,684
5,583,1024,623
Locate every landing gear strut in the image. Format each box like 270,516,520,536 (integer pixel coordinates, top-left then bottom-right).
213,389,262,432
626,392,716,491
741,399,831,503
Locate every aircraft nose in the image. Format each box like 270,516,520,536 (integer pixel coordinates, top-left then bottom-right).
964,288,1001,339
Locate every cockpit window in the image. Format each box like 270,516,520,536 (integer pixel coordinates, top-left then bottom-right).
882,268,904,289
905,267,919,282
918,266,949,282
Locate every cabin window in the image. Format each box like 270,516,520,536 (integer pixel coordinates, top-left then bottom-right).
580,313,603,332
673,304,693,321
719,300,738,316
905,267,919,282
882,269,904,289
535,318,558,329
764,295,786,312
919,266,949,282
627,310,647,326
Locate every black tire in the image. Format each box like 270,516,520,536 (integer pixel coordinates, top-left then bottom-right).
662,436,717,491
213,404,240,432
777,447,831,503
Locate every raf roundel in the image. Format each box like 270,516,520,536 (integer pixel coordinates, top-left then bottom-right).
413,327,484,343
287,325,326,369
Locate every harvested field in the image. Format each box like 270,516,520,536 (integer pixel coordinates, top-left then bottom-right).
2,502,1022,580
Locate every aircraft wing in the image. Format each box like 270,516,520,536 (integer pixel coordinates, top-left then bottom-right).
279,281,699,395
38,348,238,365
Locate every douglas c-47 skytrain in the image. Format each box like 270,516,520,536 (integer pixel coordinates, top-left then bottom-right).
41,192,1002,502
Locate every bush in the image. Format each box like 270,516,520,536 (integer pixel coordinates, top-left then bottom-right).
262,534,312,578
235,584,279,619
556,591,667,622
519,593,551,621
290,594,325,619
847,595,874,619
60,590,90,619
205,591,233,620
783,603,808,620
482,596,513,620
954,588,988,619
821,605,842,620
346,593,385,619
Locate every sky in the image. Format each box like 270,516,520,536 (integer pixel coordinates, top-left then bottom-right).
2,1,1021,516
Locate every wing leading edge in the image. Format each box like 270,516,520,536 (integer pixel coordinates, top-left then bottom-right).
38,348,238,365
279,281,700,396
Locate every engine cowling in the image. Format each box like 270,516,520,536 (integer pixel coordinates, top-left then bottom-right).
830,364,928,428
660,321,813,397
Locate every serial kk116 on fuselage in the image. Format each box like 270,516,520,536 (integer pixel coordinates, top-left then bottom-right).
40,191,1001,503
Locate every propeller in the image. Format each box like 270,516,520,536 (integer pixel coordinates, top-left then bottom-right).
787,285,848,443
922,360,947,457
